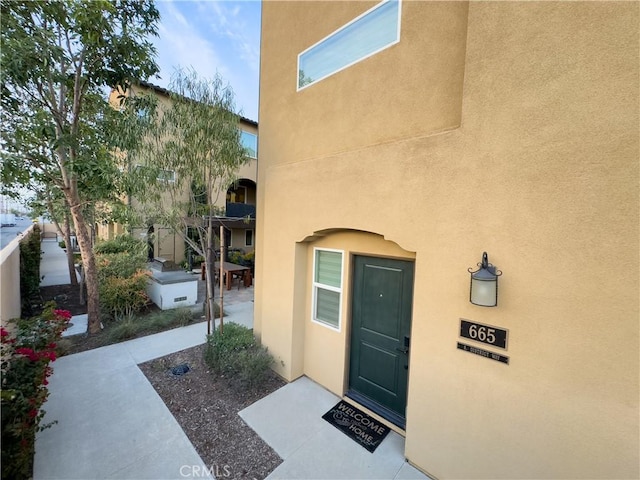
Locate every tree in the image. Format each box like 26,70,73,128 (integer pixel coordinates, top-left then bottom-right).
0,1,160,333
122,69,250,332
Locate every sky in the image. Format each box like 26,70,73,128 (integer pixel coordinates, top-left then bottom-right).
151,0,262,121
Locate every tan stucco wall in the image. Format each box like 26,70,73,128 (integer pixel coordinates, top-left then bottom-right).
41,221,59,238
256,1,639,479
0,232,27,323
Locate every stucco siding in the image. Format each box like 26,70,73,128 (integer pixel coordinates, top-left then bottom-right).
256,1,639,478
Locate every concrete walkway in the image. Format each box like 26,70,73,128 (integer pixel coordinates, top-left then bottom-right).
34,312,251,479
40,239,80,286
241,377,429,480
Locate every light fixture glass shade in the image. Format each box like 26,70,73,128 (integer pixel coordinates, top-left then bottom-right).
468,252,502,307
470,276,498,306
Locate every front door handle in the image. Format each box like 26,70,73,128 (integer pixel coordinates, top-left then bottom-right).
396,335,410,354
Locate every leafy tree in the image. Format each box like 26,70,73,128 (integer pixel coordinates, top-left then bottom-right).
123,69,250,332
0,0,160,333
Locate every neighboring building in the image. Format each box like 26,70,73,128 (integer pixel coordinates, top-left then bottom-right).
101,82,258,264
255,1,638,479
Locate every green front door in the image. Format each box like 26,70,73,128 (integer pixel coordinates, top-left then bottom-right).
348,255,414,428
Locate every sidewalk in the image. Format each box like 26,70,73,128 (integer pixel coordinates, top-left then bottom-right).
40,239,80,286
34,310,253,479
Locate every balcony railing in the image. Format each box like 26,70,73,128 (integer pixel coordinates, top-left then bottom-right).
225,202,256,218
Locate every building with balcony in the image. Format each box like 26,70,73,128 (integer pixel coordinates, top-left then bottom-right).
100,82,258,265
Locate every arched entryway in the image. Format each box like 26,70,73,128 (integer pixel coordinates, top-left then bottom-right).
296,228,416,429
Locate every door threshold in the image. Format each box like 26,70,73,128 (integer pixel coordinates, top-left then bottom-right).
345,390,406,430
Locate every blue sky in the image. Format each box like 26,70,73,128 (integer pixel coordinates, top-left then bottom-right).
151,0,262,121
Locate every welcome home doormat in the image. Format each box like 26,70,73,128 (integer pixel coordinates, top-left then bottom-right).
322,400,390,453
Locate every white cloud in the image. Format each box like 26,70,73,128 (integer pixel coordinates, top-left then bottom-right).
152,0,261,120
197,1,260,72
154,6,228,85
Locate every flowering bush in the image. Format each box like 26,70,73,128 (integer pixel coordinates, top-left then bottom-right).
1,303,70,480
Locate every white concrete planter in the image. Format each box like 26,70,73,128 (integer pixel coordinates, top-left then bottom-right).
147,270,198,310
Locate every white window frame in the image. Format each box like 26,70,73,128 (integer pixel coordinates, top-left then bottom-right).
156,169,175,183
311,247,344,331
240,130,258,158
245,229,254,247
297,0,402,91
134,165,175,183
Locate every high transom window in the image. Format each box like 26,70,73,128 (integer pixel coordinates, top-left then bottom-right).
312,248,344,330
297,0,401,90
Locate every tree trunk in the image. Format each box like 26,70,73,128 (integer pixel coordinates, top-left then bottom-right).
68,201,101,334
63,214,78,286
205,218,217,334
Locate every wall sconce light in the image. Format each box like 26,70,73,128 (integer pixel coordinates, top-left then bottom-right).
468,252,502,307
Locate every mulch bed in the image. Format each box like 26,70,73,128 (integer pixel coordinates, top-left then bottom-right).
40,283,285,480
139,345,285,479
39,284,88,316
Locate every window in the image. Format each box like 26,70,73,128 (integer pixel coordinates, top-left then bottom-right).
156,169,175,182
227,185,247,203
245,230,254,247
134,165,175,182
312,248,343,330
298,0,401,90
240,130,257,158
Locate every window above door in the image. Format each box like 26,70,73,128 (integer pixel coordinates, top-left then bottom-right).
297,0,401,90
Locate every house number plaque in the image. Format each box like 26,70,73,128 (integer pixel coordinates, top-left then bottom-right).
459,319,508,350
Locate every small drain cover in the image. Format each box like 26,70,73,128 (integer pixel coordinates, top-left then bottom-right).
171,364,190,376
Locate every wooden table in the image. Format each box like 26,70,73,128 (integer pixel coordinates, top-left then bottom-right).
214,261,250,290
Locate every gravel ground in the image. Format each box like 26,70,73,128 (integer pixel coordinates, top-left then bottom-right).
139,344,286,480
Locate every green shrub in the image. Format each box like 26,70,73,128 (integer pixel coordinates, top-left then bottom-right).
106,316,139,342
19,226,41,317
233,347,275,387
94,235,147,256
228,250,243,265
99,271,150,321
58,240,65,249
105,308,195,343
204,323,274,388
173,308,195,326
96,252,147,280
141,310,174,330
228,250,254,268
96,241,150,321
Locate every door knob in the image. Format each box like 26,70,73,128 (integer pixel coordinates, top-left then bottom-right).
396,335,410,354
